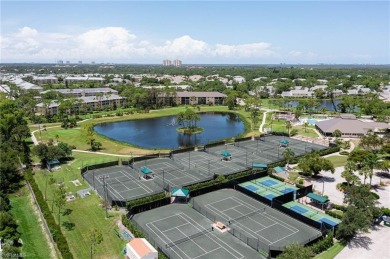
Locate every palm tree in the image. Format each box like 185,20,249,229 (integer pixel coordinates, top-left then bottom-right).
361,153,381,186
283,148,295,167
303,122,309,133
341,160,360,186
285,121,292,137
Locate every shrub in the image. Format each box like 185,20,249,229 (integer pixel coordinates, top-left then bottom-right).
121,215,144,238
370,192,380,200
309,232,334,254
332,204,348,212
381,207,390,216
25,171,73,259
336,182,348,191
325,209,344,219
290,128,298,136
115,111,123,116
339,151,349,156
269,174,285,182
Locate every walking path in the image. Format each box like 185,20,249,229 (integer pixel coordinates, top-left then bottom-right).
259,109,278,133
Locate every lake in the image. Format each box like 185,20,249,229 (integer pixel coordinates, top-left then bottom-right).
94,112,245,149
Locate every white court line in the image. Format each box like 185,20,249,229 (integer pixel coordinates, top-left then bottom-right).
192,247,223,259
146,222,188,259
118,170,153,193
204,196,299,245
176,228,208,253
177,213,244,259
221,204,242,212
162,222,191,233
230,196,299,232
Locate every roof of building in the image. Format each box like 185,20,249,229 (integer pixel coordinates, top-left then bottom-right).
41,88,117,94
127,238,156,258
36,94,123,107
316,118,389,134
175,91,227,98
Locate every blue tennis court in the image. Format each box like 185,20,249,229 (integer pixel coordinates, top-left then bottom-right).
244,185,259,192
259,179,278,187
280,188,295,194
265,194,276,200
290,205,308,214
318,217,338,227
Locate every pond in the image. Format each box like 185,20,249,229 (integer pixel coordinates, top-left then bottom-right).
283,99,358,111
94,112,245,149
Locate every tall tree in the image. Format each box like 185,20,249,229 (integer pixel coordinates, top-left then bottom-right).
298,152,335,177
283,148,295,166
277,243,314,259
89,228,103,259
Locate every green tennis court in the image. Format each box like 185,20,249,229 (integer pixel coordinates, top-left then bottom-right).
239,175,298,200
283,201,341,227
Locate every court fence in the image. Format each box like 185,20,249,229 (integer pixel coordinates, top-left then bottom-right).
169,147,195,156
192,199,271,257
130,216,173,259
127,195,171,215
80,159,120,174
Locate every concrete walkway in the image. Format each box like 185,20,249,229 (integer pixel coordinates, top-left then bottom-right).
335,224,390,259
259,109,278,133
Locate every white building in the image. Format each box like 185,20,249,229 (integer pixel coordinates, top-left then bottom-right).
126,238,157,259
33,76,58,84
163,59,172,66
173,59,182,67
41,88,118,98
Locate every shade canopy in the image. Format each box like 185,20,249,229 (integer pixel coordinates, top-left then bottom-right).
280,139,289,144
221,151,231,157
273,166,287,173
252,163,268,169
307,192,329,204
171,188,189,197
140,166,152,175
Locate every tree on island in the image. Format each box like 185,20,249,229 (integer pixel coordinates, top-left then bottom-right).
177,108,202,134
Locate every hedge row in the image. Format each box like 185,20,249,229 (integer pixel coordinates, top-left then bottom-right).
121,215,144,238
309,232,334,254
126,192,166,208
332,204,348,212
269,174,285,182
325,209,344,219
225,170,254,181
25,171,73,259
382,207,390,216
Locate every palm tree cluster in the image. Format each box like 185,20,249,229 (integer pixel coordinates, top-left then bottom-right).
177,108,201,129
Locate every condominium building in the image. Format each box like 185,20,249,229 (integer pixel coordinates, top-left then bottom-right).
33,76,58,84
64,76,104,84
40,88,118,98
35,94,124,115
173,59,182,67
163,60,172,66
158,91,226,105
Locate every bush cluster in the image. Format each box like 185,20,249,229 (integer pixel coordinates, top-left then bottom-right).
269,174,285,182
309,232,334,254
121,215,144,238
25,171,73,259
381,207,390,216
332,204,348,212
126,192,166,208
325,209,344,219
339,151,349,156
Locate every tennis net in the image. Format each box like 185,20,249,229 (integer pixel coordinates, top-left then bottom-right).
229,208,266,225
165,228,212,248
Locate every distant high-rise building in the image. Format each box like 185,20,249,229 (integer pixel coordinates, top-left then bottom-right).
91,61,95,65
66,61,70,64
173,59,182,67
163,59,172,66
78,61,82,64
57,60,64,64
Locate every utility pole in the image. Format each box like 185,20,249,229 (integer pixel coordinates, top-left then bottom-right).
99,175,110,218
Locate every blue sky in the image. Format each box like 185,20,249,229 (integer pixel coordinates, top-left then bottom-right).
1,1,389,64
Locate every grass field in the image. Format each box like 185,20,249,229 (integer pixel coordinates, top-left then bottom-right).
325,155,348,167
10,187,54,259
33,152,128,258
314,242,346,259
34,106,260,155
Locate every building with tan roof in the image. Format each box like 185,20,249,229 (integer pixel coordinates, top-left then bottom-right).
126,238,157,259
315,114,389,138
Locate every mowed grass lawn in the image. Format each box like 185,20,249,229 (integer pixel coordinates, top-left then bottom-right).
35,106,258,155
325,155,348,167
314,242,346,259
33,152,127,258
10,187,54,259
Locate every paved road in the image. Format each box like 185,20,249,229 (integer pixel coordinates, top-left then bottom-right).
308,166,390,207
335,224,390,259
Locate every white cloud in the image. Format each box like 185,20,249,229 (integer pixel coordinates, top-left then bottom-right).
289,50,303,57
2,26,279,62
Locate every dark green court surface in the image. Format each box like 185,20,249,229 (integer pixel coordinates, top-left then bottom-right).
83,136,328,203
132,204,264,259
192,189,322,252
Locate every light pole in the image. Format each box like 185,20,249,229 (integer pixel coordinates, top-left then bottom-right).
99,175,110,218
